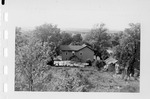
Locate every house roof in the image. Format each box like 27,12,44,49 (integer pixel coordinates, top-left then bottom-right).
107,49,113,54
105,57,118,64
60,44,93,51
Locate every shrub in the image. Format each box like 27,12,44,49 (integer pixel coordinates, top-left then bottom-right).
86,59,92,66
92,60,105,71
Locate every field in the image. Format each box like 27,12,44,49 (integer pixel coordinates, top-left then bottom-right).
32,66,139,92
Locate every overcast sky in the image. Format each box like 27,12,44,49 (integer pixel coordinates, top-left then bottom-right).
6,0,148,30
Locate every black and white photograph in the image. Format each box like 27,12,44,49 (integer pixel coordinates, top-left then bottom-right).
14,0,140,92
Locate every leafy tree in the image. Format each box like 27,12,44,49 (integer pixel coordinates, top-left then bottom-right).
114,23,140,75
15,27,30,48
60,32,73,45
34,23,62,56
15,26,55,91
110,32,124,47
34,23,61,46
84,23,111,60
72,34,83,43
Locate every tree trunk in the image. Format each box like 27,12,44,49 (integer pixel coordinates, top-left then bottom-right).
29,76,33,91
29,64,33,91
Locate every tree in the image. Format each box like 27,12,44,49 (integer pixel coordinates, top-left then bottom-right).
34,23,61,46
124,23,140,70
110,32,124,47
15,27,30,48
34,23,62,56
72,34,83,44
114,23,140,76
60,32,73,45
84,23,111,60
15,26,55,91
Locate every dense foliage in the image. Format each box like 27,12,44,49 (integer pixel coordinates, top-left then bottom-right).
84,23,111,60
114,23,140,71
15,24,61,91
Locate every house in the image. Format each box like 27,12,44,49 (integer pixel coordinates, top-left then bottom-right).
106,48,114,56
105,56,118,65
104,56,118,72
60,44,94,62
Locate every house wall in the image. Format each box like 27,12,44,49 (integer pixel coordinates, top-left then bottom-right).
61,47,94,62
76,47,94,62
61,51,72,60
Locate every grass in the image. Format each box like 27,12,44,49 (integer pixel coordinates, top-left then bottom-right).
15,66,139,92
32,66,139,92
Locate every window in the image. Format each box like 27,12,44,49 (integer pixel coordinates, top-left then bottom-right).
65,52,67,55
80,52,82,55
72,51,75,55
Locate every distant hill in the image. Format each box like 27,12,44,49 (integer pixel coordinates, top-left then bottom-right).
61,28,122,39
107,30,123,34
61,28,91,33
61,28,91,39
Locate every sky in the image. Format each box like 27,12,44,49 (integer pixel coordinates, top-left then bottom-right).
6,0,149,30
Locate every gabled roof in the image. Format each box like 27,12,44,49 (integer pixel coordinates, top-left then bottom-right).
60,44,93,51
107,49,113,54
105,57,118,64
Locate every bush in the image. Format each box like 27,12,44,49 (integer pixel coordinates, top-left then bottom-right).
47,57,54,66
92,60,100,70
120,85,137,92
86,59,92,66
92,60,106,71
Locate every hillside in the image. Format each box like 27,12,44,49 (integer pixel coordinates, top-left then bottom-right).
20,66,139,92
